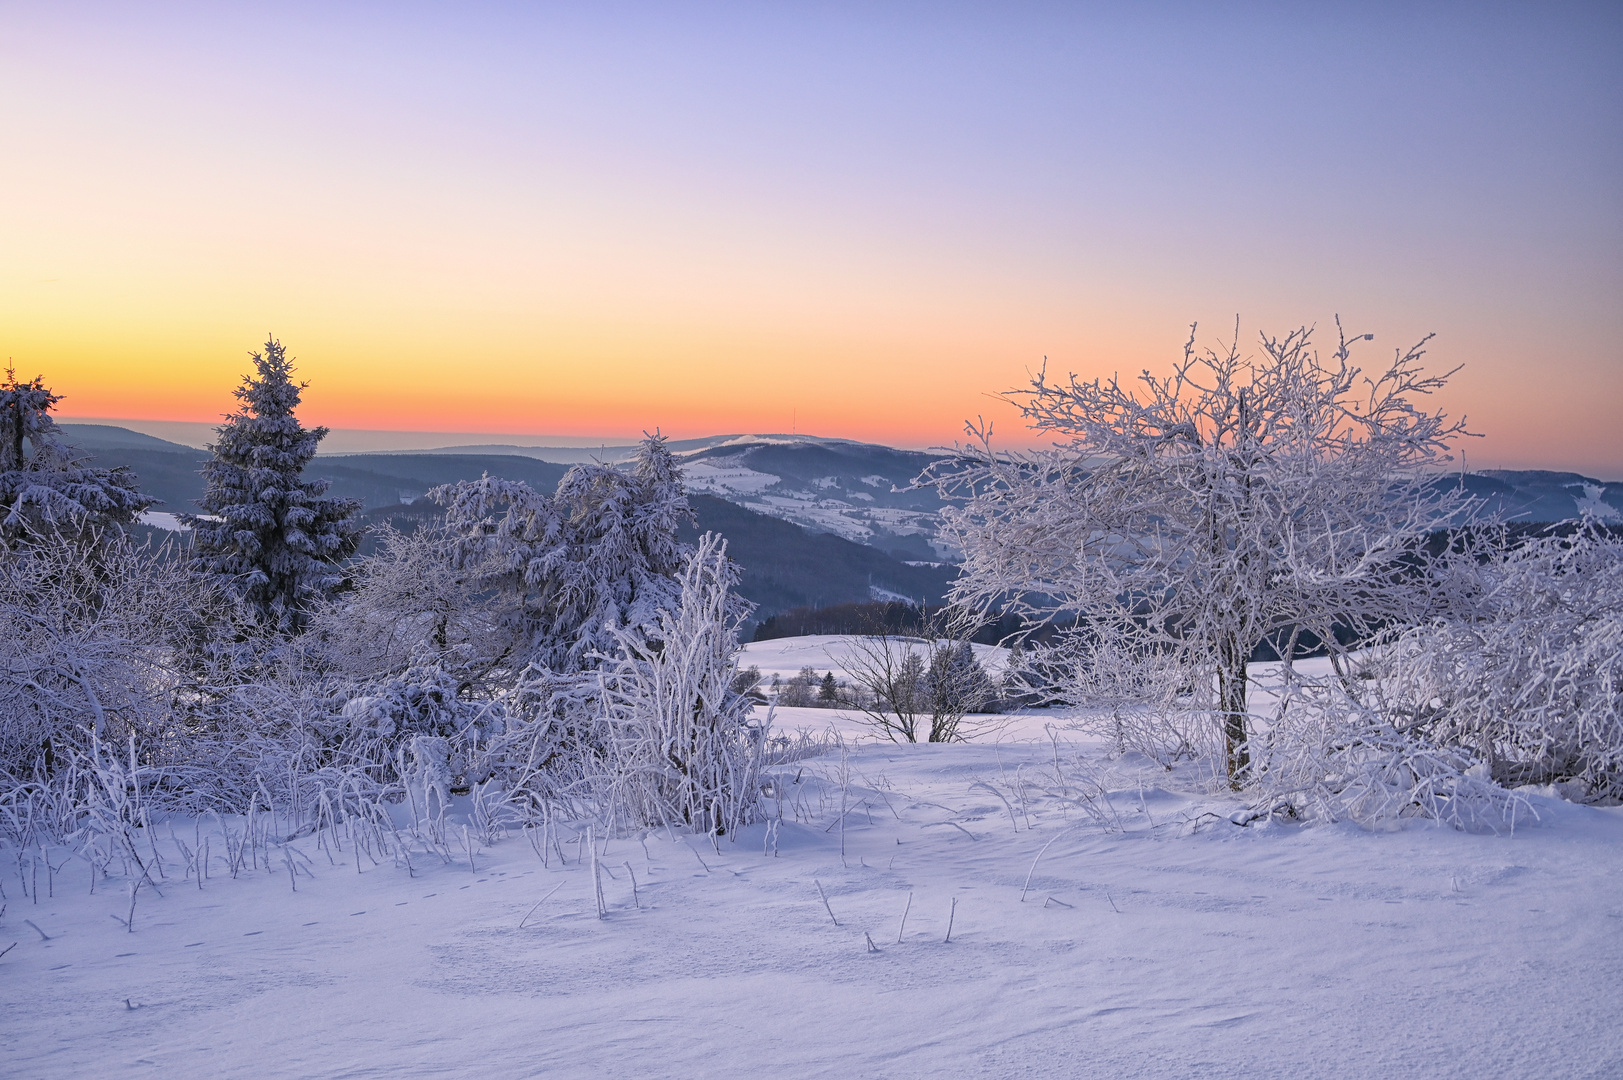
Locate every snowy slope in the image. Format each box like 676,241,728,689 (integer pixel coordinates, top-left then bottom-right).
740,634,1010,685
4,712,1619,1079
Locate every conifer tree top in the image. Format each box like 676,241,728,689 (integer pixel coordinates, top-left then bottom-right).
0,367,153,542
209,337,328,473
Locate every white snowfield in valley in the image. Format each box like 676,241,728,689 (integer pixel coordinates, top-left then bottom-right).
4,711,1619,1077
742,634,1010,682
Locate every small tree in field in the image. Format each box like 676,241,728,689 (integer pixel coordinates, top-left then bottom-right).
926,320,1472,785
184,338,360,633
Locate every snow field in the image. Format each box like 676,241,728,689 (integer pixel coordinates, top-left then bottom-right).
741,634,1010,682
4,736,1621,1079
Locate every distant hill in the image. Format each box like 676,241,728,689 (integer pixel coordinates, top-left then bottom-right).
1447,470,1622,525
673,436,952,562
56,423,1621,632
59,425,570,515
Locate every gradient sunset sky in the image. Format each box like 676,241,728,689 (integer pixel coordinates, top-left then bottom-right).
4,3,1620,472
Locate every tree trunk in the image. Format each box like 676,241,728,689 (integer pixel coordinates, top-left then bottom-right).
1218,641,1249,789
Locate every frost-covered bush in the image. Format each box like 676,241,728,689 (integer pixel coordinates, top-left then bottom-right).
0,531,263,843
1244,675,1528,830
0,534,236,783
429,433,704,674
594,534,767,835
1377,523,1623,803
1025,629,1220,767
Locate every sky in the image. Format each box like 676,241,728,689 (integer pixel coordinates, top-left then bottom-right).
3,2,1620,473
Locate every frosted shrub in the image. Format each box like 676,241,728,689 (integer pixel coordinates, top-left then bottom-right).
1245,674,1528,830
0,534,237,794
595,534,767,835
1380,523,1623,803
1032,633,1221,768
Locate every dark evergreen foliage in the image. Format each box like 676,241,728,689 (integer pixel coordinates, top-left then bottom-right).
183,338,360,633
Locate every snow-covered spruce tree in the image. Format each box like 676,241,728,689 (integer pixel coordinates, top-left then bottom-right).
927,639,996,718
0,368,153,546
925,321,1472,786
596,533,766,835
430,432,706,674
183,338,360,634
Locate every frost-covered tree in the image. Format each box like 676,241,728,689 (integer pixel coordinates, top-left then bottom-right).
183,338,360,633
303,521,486,685
779,666,819,707
430,433,707,673
0,368,153,545
927,639,995,717
818,670,839,704
927,321,1472,784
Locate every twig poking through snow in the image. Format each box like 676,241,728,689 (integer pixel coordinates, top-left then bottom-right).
1021,829,1069,903
814,879,839,926
23,919,50,941
944,897,957,944
865,931,880,953
972,782,1019,832
589,826,606,919
518,882,564,929
1043,896,1073,908
0,941,15,960
625,862,640,908
896,891,912,943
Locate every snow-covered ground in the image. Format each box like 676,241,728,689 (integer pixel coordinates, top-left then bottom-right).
741,634,1010,685
5,682,1621,1077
